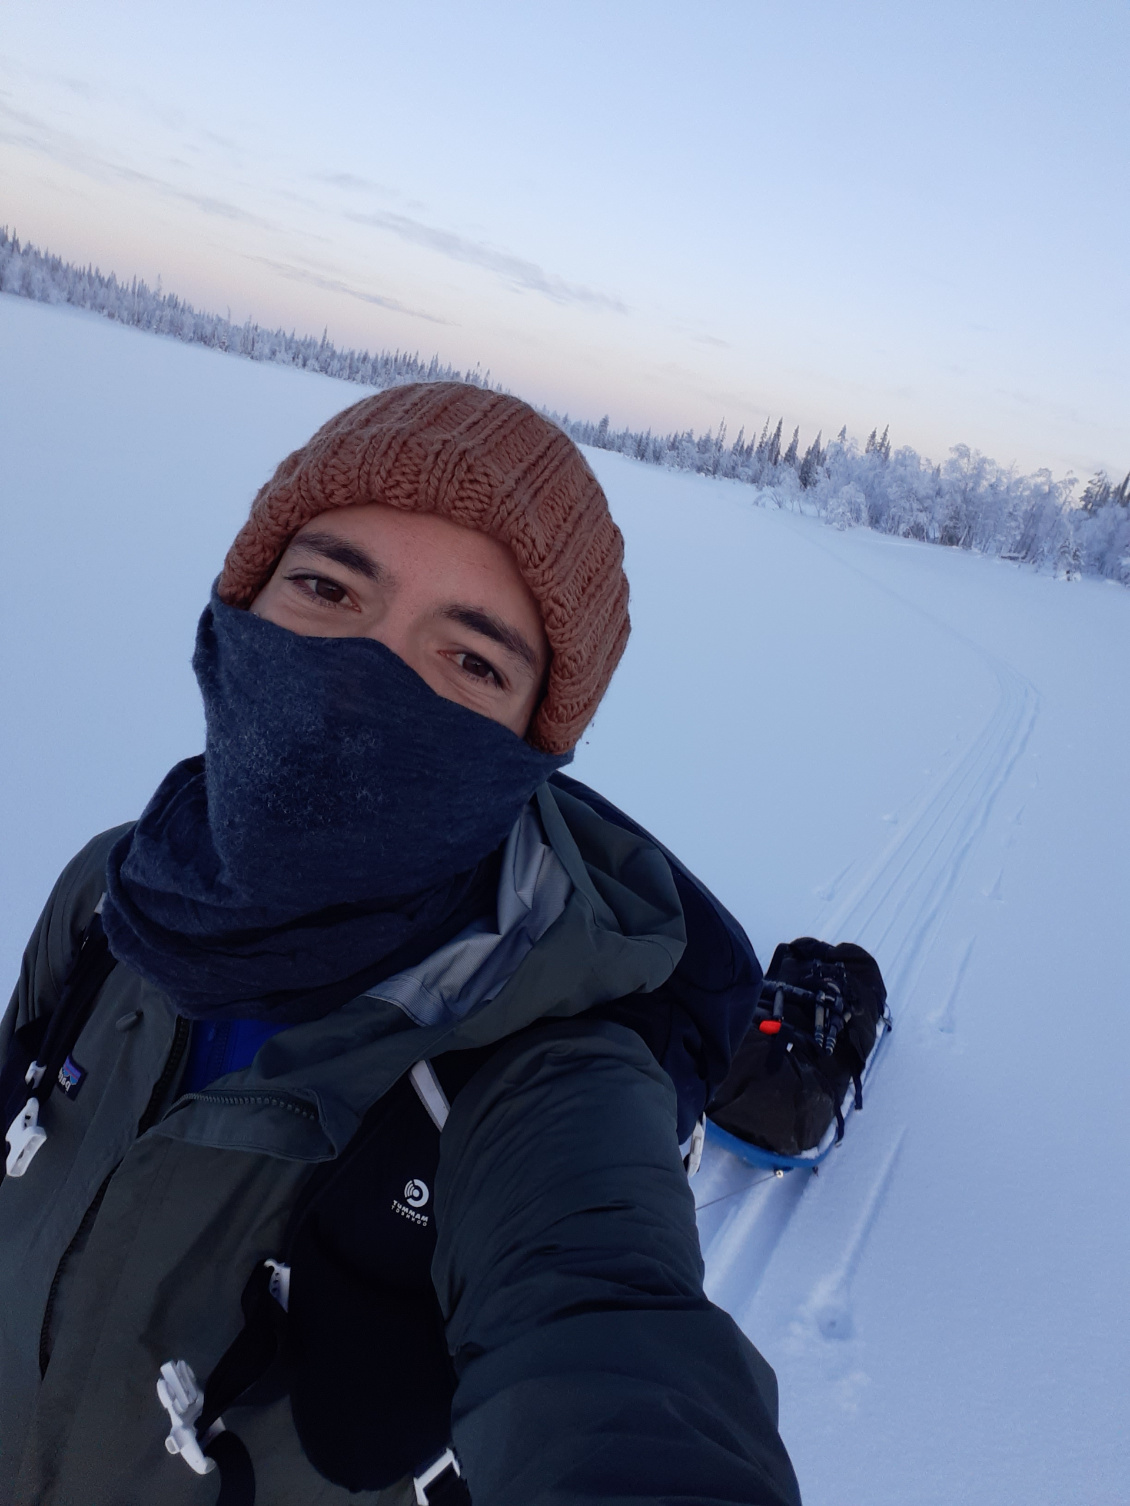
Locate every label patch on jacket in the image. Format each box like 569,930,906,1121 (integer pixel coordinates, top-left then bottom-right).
392,1178,430,1226
57,1054,87,1099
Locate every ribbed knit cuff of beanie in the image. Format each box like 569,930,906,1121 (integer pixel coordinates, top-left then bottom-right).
218,382,630,755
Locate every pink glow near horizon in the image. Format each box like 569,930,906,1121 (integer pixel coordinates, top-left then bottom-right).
1,0,1127,480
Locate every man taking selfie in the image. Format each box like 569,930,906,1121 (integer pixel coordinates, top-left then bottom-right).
1,383,802,1506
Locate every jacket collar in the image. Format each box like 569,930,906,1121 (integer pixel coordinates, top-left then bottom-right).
152,782,686,1162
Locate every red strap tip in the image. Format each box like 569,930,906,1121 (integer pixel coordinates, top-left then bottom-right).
759,1019,782,1035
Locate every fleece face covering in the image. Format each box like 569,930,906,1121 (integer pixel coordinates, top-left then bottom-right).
102,591,569,1021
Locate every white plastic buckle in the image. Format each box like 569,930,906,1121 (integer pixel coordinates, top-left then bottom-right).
265,1258,291,1312
157,1359,223,1476
24,1060,46,1090
682,1116,706,1178
414,1446,461,1505
5,1098,47,1178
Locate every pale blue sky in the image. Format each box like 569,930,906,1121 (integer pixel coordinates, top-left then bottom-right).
2,0,1126,478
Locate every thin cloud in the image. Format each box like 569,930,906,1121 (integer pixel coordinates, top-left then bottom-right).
343,207,628,313
1,87,622,316
111,162,271,226
308,170,427,213
315,171,386,193
0,99,272,229
247,255,452,326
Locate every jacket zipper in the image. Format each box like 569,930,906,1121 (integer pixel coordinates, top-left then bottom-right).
178,1089,319,1120
138,1016,191,1135
38,1015,191,1377
38,1169,114,1377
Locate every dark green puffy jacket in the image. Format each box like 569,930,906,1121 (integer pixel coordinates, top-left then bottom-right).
0,783,801,1506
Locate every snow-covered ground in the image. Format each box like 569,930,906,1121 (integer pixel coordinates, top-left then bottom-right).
3,294,1128,1504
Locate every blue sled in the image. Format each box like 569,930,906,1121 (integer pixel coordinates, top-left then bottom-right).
704,1118,839,1173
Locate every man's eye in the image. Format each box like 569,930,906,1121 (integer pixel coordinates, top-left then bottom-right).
288,573,347,605
455,653,500,686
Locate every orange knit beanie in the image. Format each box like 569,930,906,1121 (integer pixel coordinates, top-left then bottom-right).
218,382,630,754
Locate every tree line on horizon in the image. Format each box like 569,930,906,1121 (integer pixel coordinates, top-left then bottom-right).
2,227,1126,588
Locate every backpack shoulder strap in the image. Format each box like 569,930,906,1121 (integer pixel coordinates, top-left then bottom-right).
409,1060,450,1131
165,1057,473,1505
3,901,117,1180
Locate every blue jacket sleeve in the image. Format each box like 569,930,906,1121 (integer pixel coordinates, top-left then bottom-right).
432,1017,802,1505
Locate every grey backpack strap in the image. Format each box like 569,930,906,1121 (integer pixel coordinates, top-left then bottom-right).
408,1061,450,1131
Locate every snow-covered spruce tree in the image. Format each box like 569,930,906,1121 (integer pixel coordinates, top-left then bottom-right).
798,432,824,489
1073,472,1130,583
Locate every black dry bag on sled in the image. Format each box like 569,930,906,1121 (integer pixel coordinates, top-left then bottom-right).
707,937,889,1158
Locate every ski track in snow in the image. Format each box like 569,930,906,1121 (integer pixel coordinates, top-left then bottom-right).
790,1129,907,1343
823,654,1037,1001
930,935,974,1035
695,539,1039,1321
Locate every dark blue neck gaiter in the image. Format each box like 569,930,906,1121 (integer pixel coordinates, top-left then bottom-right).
102,590,569,1021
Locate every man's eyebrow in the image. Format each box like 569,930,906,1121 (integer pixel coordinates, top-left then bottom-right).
442,605,542,676
287,530,387,582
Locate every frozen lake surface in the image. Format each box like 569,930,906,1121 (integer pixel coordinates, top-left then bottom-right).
2,293,1127,1504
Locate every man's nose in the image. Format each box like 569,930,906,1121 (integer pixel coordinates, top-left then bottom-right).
360,607,418,674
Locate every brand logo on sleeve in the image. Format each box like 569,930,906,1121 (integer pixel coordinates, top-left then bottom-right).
392,1178,431,1226
57,1055,87,1100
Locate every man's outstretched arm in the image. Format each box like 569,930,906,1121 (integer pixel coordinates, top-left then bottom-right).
433,1017,803,1505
